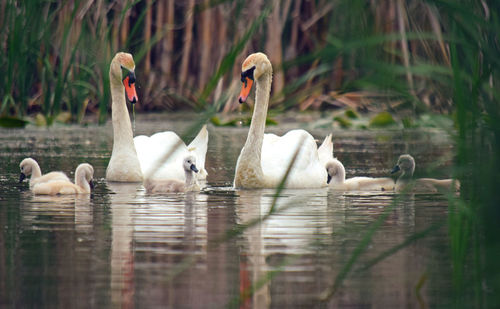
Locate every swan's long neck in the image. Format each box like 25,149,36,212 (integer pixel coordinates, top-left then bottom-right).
329,160,346,185
245,72,271,160
30,163,42,180
337,162,346,184
236,71,272,186
75,170,91,193
110,65,136,155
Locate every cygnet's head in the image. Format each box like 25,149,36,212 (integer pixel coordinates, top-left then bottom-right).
76,163,95,189
19,158,37,182
183,155,199,174
326,159,346,184
391,154,415,175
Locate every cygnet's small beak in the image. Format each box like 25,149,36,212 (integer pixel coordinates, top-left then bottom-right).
391,165,400,174
190,164,199,173
19,173,26,183
89,179,95,190
327,174,332,184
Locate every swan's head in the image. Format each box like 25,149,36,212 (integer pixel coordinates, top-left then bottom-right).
391,154,415,175
326,159,346,184
76,163,95,190
183,155,199,173
238,52,272,103
110,52,138,104
19,158,37,182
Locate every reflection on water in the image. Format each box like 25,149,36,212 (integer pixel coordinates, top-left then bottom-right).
0,114,455,307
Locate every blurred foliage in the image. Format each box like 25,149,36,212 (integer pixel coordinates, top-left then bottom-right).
0,0,469,125
369,111,397,127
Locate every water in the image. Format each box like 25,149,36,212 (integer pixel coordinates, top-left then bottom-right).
0,113,456,308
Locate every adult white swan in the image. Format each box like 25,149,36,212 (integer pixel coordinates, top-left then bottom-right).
234,52,327,188
105,52,208,182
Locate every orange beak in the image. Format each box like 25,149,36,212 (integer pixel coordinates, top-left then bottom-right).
238,77,253,104
123,75,138,104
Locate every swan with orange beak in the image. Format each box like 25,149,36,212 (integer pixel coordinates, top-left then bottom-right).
234,52,327,188
106,52,209,183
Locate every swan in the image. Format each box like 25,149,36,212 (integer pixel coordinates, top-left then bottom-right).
143,155,200,193
106,52,209,182
326,158,394,191
19,158,70,188
234,52,327,188
317,134,334,168
391,154,460,193
32,163,94,195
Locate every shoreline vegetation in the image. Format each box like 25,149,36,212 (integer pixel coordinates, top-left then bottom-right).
2,0,500,307
2,0,458,126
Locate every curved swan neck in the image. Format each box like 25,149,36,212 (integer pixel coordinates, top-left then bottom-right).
240,71,272,169
328,160,346,184
30,162,42,179
337,163,346,184
110,61,135,151
75,171,91,193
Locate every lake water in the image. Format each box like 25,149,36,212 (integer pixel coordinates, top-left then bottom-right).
0,113,456,308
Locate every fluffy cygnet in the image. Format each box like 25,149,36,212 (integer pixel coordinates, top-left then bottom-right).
19,158,70,188
326,158,394,191
32,163,94,195
391,154,460,193
144,155,200,193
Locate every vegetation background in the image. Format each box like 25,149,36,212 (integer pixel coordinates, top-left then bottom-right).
0,0,461,124
1,0,499,307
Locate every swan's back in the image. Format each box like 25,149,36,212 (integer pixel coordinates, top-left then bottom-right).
32,181,83,195
261,130,327,188
144,178,185,193
144,178,199,193
397,178,459,193
30,172,70,188
342,177,394,191
134,126,208,181
134,132,188,180
187,125,209,178
318,134,334,167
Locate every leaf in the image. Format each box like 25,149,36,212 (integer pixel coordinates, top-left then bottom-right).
333,116,352,128
345,109,359,119
0,117,29,128
369,112,396,127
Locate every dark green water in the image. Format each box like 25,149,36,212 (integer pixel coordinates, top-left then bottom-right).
0,113,455,308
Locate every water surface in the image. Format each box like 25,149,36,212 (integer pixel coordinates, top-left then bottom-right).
0,113,455,308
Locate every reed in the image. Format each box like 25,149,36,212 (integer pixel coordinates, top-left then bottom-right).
1,0,463,125
438,0,500,306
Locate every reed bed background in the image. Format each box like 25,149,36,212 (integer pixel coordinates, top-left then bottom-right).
1,0,500,307
1,0,458,124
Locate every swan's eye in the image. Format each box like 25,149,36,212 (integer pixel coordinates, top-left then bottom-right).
121,68,136,85
240,66,256,83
